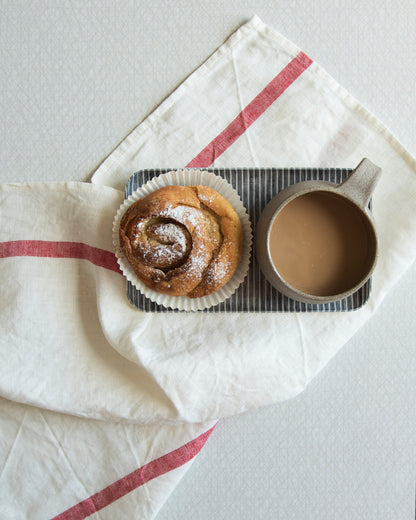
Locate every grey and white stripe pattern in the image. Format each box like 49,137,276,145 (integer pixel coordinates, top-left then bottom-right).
125,168,371,313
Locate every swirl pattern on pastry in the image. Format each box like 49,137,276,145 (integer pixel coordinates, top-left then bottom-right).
119,185,243,298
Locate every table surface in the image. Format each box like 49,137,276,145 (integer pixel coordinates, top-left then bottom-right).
1,2,415,519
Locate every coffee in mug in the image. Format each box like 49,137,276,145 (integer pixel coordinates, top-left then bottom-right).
268,190,376,297
255,158,381,305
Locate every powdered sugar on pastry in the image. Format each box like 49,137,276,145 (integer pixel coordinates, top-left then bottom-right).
119,184,243,298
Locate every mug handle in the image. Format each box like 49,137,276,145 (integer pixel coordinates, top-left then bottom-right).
338,158,382,209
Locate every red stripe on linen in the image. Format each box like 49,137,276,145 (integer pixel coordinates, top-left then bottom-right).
0,240,121,274
52,425,216,520
186,51,312,168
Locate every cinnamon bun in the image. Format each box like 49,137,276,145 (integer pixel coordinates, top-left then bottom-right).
119,185,243,298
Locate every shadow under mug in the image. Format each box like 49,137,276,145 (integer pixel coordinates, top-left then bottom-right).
255,158,382,305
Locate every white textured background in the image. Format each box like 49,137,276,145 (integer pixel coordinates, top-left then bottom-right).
1,2,415,519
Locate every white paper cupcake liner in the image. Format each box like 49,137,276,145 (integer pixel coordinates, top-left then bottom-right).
112,169,252,311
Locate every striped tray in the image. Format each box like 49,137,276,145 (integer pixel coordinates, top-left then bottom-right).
124,168,371,312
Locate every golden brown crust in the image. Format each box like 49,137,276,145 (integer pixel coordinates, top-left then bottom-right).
119,185,243,298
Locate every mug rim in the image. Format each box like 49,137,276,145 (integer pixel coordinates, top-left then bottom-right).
265,185,379,304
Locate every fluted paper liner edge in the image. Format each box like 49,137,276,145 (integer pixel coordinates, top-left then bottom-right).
112,169,252,311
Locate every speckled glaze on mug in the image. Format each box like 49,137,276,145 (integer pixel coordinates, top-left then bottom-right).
255,158,382,305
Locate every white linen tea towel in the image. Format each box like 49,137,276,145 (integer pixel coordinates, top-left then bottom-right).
1,15,415,520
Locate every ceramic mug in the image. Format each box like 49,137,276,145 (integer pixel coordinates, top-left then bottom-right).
255,158,382,304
